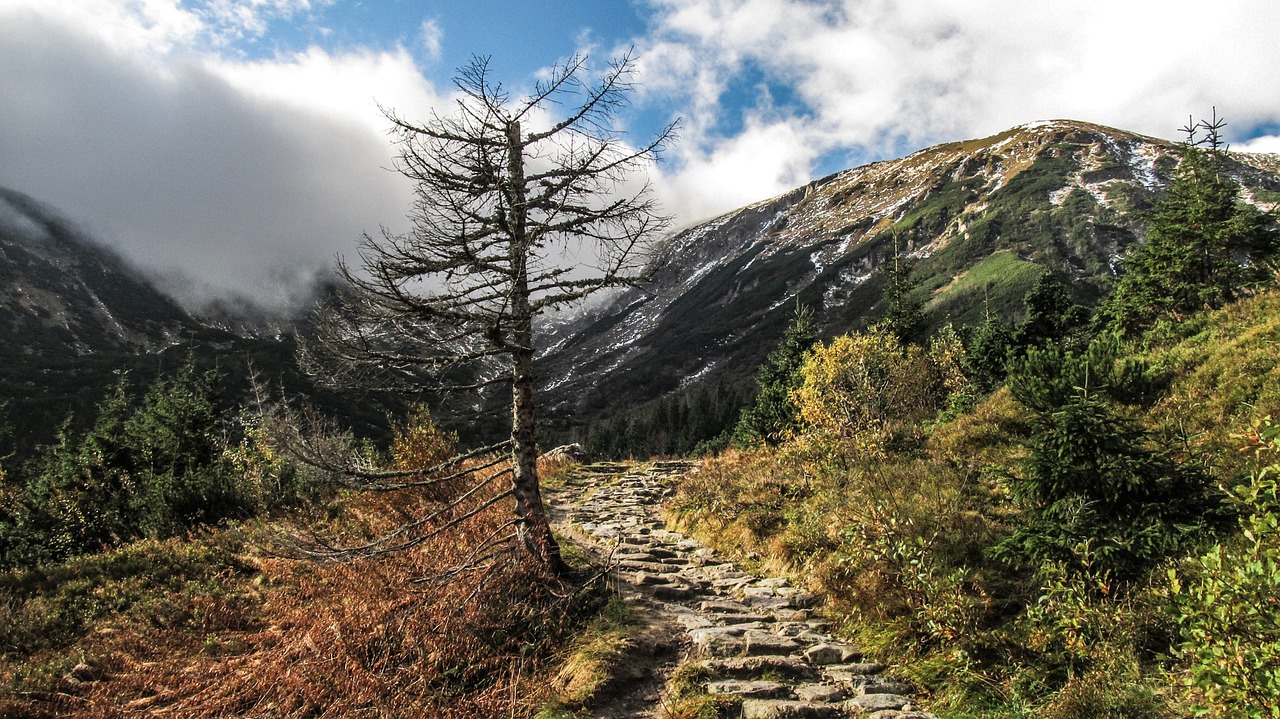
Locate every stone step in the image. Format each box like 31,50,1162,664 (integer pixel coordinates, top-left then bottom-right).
741,699,847,718
846,693,911,712
698,656,820,683
803,643,864,665
706,679,791,699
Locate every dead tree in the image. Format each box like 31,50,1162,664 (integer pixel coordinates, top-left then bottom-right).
302,52,674,574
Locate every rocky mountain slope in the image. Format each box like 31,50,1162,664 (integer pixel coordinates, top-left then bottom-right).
4,120,1278,445
536,120,1280,427
0,188,392,449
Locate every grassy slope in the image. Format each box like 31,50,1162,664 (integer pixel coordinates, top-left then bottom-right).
665,289,1280,718
0,458,613,719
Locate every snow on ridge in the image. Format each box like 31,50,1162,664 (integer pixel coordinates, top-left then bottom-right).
1018,119,1071,132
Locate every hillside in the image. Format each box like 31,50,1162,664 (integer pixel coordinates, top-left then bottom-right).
537,119,1280,430
0,188,395,450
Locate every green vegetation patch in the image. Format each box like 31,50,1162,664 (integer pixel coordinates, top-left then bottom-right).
926,251,1045,326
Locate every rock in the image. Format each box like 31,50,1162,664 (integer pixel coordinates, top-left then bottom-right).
850,677,912,696
774,608,812,622
617,559,676,573
825,662,887,683
66,662,101,683
701,599,753,613
808,643,862,664
700,656,821,682
649,582,698,601
794,684,848,702
713,613,773,625
741,630,803,656
691,625,765,640
543,443,587,461
707,680,792,698
804,644,847,665
846,694,910,712
693,632,746,658
622,571,669,586
743,595,794,611
775,621,813,637
741,699,848,718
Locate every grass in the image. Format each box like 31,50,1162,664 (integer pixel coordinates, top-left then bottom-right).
0,453,620,719
926,251,1045,326
659,661,740,719
535,595,642,715
663,289,1280,718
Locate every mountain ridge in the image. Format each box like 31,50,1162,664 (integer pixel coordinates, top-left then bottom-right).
535,119,1280,432
3,120,1278,445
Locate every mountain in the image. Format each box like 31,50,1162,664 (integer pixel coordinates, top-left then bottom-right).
535,120,1280,429
5,120,1278,448
0,188,395,451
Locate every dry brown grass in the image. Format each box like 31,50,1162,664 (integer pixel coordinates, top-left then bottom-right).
1,457,599,719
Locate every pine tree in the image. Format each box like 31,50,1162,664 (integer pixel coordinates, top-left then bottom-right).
880,238,925,343
965,313,1013,394
734,305,818,446
1101,113,1277,334
1014,270,1087,349
1001,340,1217,580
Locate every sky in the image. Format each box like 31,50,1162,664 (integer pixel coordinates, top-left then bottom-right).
3,0,1280,309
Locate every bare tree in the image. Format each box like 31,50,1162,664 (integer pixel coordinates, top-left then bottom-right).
303,52,674,573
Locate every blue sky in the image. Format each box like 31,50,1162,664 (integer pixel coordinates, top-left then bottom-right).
2,0,1280,307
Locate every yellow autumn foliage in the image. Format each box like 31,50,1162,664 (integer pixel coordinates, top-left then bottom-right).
389,404,458,471
791,324,969,458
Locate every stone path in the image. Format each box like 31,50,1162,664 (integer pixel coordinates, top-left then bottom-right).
555,461,937,719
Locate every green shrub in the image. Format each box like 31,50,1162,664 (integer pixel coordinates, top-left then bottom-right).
1174,417,1280,717
1000,339,1218,581
0,361,255,567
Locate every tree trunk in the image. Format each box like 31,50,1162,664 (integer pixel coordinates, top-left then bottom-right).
506,120,567,574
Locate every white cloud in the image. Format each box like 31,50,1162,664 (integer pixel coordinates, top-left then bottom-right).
1235,135,1280,154
633,0,1280,224
0,0,443,310
420,18,443,62
6,0,1280,308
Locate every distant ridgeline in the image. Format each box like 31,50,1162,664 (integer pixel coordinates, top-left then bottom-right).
4,117,1280,454
539,120,1280,453
0,187,399,453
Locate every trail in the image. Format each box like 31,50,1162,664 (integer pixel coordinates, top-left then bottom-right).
552,461,937,719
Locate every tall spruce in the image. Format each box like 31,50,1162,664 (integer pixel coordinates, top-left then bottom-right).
1101,112,1277,334
880,237,925,343
1014,270,1087,349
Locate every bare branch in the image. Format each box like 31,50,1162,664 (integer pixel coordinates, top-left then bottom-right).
300,50,675,574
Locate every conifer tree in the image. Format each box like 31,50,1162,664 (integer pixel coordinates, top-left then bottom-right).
1001,340,1216,580
880,237,925,343
1014,270,1087,349
1101,112,1277,334
734,305,818,446
965,312,1012,394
